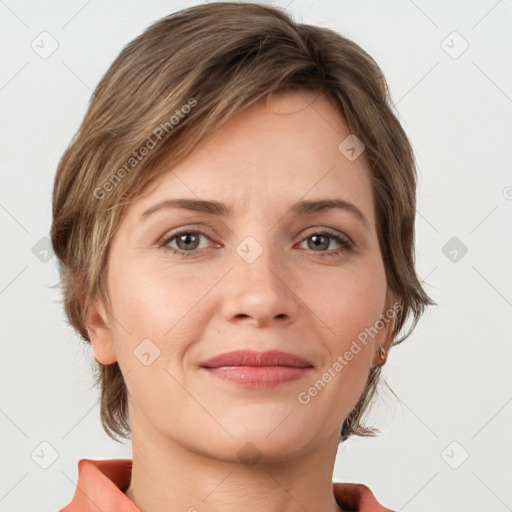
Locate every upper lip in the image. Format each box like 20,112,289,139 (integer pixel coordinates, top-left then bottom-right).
200,350,314,368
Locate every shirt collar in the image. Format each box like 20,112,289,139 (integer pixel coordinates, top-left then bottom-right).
60,458,140,511
60,458,393,512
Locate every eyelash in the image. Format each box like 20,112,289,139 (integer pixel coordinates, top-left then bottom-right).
159,227,354,258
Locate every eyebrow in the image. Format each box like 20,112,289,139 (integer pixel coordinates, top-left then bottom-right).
141,198,370,228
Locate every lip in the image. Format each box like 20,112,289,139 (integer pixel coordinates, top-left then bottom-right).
199,350,314,388
200,349,314,369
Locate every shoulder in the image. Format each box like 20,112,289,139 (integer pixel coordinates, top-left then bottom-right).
59,458,138,512
333,481,395,512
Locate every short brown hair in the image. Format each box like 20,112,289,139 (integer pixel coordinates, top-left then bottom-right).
51,1,434,442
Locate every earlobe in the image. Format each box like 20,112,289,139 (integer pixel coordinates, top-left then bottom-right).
371,294,397,367
372,344,388,368
84,299,117,365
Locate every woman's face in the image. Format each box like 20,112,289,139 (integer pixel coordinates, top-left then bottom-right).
89,90,394,461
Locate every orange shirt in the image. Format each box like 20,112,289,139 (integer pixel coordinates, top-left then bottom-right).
59,459,395,511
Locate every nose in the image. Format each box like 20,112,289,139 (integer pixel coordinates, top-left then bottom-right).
221,237,301,328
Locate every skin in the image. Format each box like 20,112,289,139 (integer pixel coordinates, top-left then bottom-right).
86,89,396,512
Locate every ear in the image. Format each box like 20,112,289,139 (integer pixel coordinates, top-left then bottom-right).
371,290,398,368
84,298,117,365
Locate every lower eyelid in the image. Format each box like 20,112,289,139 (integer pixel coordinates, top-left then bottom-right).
162,231,210,250
297,234,352,251
162,232,353,256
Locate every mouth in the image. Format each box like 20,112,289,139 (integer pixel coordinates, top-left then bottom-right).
200,349,314,369
199,350,314,388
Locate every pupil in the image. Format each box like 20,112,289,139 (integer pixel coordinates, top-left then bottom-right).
179,233,197,249
311,235,327,250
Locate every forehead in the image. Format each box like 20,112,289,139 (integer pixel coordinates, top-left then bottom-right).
133,90,374,225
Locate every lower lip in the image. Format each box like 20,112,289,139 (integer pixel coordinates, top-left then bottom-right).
202,366,312,387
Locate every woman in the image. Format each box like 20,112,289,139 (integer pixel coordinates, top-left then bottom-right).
52,2,433,511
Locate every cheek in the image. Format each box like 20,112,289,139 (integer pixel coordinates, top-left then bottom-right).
105,262,211,423
106,258,219,362
313,256,387,348
110,259,177,329
298,269,386,431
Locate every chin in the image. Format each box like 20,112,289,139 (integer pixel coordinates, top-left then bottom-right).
202,423,315,463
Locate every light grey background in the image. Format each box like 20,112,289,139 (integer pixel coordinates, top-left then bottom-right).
1,1,511,511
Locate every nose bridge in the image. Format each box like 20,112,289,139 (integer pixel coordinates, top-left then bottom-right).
221,232,299,325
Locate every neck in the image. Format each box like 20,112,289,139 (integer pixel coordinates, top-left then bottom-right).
124,415,344,512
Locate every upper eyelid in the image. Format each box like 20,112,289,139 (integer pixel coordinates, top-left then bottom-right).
159,225,217,244
160,225,353,247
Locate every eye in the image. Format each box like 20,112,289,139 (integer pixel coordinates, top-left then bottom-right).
160,229,214,256
159,227,354,258
298,229,353,257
